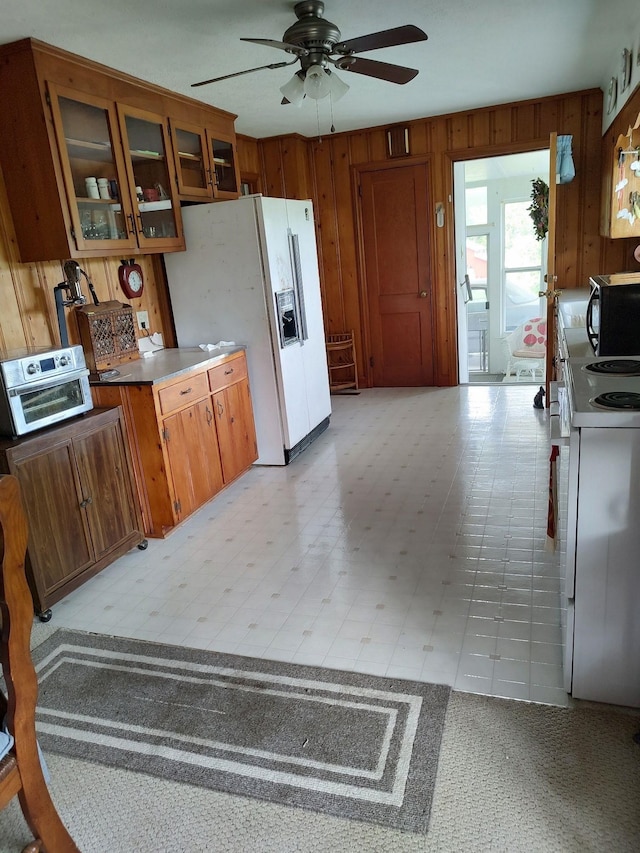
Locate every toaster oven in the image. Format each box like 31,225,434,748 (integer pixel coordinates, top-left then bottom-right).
0,345,93,437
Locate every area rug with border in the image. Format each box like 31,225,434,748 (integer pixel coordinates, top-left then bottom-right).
32,629,450,835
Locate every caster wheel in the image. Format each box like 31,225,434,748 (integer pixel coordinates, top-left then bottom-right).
38,609,53,623
137,539,149,550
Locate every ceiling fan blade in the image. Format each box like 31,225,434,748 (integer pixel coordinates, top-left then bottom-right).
337,56,419,85
240,38,309,56
334,25,427,56
191,60,295,88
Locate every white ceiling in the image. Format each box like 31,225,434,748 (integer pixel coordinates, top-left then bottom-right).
1,0,638,139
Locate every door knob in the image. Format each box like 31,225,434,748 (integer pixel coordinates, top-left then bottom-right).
419,291,428,298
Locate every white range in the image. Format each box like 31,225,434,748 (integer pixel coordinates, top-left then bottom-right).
553,288,640,708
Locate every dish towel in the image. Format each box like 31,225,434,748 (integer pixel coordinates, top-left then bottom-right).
545,445,560,552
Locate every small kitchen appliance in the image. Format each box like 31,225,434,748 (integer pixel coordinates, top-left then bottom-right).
586,273,640,356
0,345,93,437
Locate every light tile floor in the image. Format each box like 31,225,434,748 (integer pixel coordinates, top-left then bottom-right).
52,384,568,706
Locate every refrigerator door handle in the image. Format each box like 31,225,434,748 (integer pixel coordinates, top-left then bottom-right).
288,230,308,342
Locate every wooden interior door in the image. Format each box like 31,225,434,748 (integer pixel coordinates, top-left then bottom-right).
360,163,435,386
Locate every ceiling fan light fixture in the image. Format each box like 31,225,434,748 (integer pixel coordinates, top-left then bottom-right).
303,64,332,100
279,70,306,106
327,69,349,102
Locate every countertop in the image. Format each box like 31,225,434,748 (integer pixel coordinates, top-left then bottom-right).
557,287,592,358
90,346,245,386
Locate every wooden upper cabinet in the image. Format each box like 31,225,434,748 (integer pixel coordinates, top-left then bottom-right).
47,84,139,254
117,104,184,251
0,38,239,261
170,119,240,202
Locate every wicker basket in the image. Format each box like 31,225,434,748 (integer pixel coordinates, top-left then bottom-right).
75,301,139,378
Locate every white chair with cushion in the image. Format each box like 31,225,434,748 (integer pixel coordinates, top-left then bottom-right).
502,318,546,381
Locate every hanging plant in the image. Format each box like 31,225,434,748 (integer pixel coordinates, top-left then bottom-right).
528,178,549,241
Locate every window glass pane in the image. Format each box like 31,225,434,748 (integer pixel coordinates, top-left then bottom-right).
465,187,487,226
504,201,542,267
505,270,543,330
466,235,487,290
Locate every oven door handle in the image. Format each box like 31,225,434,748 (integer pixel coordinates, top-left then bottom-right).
586,288,599,355
8,368,90,396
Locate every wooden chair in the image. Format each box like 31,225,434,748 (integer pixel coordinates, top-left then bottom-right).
326,331,359,393
0,474,79,853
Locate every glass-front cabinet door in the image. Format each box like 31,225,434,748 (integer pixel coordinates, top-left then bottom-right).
47,85,137,254
117,105,183,251
209,134,239,199
171,121,212,200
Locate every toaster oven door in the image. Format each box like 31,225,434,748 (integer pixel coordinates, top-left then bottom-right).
7,368,93,436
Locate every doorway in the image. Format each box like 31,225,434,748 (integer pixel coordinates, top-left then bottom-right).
454,151,550,384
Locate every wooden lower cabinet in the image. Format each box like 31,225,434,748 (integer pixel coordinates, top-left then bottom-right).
0,407,145,617
92,351,258,538
163,399,224,520
213,380,258,483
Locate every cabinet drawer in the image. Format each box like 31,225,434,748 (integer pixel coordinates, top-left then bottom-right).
208,356,248,392
158,371,209,415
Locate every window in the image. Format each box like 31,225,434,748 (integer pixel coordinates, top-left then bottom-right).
503,200,543,331
465,186,488,226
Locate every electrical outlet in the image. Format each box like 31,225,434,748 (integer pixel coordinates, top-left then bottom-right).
136,311,149,331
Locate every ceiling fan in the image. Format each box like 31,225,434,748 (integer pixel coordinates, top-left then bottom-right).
192,1,428,106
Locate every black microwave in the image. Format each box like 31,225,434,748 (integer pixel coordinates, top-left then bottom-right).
586,274,640,355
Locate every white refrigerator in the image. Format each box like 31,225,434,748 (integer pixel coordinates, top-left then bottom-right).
164,195,331,465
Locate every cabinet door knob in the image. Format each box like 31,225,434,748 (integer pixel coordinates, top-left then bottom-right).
419,291,428,298
217,401,224,416
79,496,93,508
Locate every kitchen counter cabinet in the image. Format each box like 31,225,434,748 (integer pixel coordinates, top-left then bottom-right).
209,356,258,484
91,349,257,537
0,407,145,618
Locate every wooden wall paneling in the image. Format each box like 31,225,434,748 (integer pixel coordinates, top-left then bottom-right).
514,103,538,142
0,162,61,351
538,99,561,137
446,115,470,151
554,96,587,288
280,136,312,199
368,130,388,163
327,135,364,378
309,139,344,334
259,138,286,197
469,113,491,149
348,132,371,166
409,122,429,156
489,107,514,145
236,135,261,176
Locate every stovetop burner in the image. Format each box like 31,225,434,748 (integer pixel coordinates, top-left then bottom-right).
585,359,640,376
591,391,640,410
